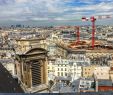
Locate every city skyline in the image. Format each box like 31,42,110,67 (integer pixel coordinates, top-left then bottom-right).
0,0,113,26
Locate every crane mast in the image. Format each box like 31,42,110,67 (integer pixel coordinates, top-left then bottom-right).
82,15,112,49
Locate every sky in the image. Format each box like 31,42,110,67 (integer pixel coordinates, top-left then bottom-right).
0,0,113,26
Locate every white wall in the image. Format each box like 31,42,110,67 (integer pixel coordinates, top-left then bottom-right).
94,66,110,79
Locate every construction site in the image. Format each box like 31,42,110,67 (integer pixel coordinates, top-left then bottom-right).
54,15,113,67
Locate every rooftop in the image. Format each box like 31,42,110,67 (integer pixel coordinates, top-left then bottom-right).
98,80,113,86
0,62,24,93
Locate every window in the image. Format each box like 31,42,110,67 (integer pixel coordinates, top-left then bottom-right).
65,68,67,71
82,81,84,84
61,72,63,76
58,68,59,71
65,73,67,76
58,72,60,76
80,85,84,87
61,68,63,71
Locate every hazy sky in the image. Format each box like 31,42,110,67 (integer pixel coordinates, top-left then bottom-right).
0,0,113,26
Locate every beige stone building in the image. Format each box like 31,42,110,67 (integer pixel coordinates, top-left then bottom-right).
15,38,47,54
15,48,48,93
82,65,110,80
94,66,110,80
48,60,56,80
82,65,96,78
109,67,113,80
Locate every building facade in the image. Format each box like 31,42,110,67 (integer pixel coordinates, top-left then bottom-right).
82,65,96,78
15,48,48,93
15,38,47,54
94,66,110,80
48,58,82,81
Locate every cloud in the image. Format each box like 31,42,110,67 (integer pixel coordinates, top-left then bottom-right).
30,17,49,21
66,2,113,12
0,0,14,5
0,0,113,24
15,0,29,3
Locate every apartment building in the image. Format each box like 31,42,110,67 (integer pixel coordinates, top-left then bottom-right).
48,58,82,81
54,58,69,78
94,66,110,80
83,66,110,80
69,62,82,81
82,65,96,78
79,78,95,92
48,60,55,80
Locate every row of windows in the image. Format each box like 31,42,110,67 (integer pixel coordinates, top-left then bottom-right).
57,68,67,71
84,68,110,72
57,64,67,66
84,72,105,75
84,68,109,71
58,72,67,76
57,72,81,76
71,73,81,75
84,72,92,75
48,67,54,69
70,68,81,70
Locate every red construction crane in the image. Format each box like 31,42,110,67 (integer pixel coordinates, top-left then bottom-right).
75,26,80,43
68,26,87,48
82,15,112,49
